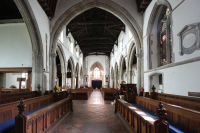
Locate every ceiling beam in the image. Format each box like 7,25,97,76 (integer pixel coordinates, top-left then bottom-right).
68,21,124,25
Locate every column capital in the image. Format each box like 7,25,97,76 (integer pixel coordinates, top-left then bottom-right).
135,53,143,58
49,53,57,57
32,53,43,57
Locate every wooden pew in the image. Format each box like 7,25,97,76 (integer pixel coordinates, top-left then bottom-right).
0,88,30,94
0,95,53,124
100,88,117,100
156,93,200,112
0,91,42,104
136,96,200,133
68,88,92,100
115,98,169,133
15,96,73,133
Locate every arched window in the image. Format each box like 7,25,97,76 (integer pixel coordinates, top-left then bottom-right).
93,67,100,78
159,7,172,66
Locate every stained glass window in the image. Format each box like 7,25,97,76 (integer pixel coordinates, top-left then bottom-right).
160,8,172,66
94,67,100,78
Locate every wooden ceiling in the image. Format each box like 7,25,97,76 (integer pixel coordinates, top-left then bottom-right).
37,0,58,19
0,0,22,21
135,0,152,14
67,8,125,57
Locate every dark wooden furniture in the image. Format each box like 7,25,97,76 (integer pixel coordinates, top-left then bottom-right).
100,88,117,100
116,99,169,133
15,96,73,133
155,93,200,112
68,88,92,100
188,92,200,97
136,96,200,133
0,95,53,124
0,91,42,104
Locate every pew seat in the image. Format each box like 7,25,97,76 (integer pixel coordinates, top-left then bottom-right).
130,103,191,133
0,102,55,133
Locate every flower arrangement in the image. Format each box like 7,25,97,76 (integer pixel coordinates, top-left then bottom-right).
56,85,60,92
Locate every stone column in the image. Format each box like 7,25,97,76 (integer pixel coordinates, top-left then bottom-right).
71,73,75,89
114,76,117,89
62,72,66,88
49,53,56,91
136,53,142,93
126,70,132,84
32,53,43,92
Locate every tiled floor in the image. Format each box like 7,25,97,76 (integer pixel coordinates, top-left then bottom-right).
53,90,129,133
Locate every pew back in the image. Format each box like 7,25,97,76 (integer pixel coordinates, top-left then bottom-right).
0,95,53,124
157,93,200,111
15,97,73,133
0,91,41,104
136,96,200,133
116,99,169,133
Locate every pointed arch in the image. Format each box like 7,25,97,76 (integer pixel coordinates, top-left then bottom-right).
56,43,67,74
68,56,75,74
127,41,137,71
146,0,173,69
50,0,142,55
90,61,104,71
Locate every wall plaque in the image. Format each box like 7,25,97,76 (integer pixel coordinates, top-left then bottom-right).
178,22,200,55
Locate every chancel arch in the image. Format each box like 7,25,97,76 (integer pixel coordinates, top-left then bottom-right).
90,62,104,89
49,0,143,90
147,0,173,70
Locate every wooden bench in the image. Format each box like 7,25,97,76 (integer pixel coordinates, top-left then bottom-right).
115,98,169,133
15,96,73,133
0,95,53,124
0,91,42,104
156,93,200,112
100,88,117,100
136,96,200,133
69,88,92,100
0,88,30,94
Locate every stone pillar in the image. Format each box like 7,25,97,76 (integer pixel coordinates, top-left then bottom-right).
71,74,75,89
32,53,43,92
62,72,66,88
78,74,80,88
114,76,117,89
49,53,56,91
136,53,142,93
126,70,132,84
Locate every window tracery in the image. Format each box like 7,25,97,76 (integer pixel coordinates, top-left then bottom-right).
93,67,100,78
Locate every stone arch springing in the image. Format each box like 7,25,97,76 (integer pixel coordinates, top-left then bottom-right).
146,0,173,69
148,71,164,93
13,0,44,91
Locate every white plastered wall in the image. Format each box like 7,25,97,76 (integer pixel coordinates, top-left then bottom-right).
0,23,32,67
143,0,200,96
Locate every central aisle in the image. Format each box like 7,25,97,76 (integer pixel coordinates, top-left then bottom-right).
53,90,129,133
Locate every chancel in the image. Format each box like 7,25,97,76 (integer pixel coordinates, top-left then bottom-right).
0,0,200,133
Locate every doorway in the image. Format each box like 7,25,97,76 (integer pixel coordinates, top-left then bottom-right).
92,80,102,89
